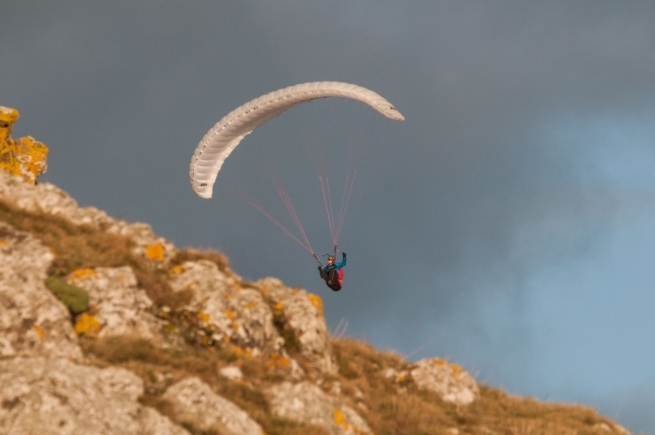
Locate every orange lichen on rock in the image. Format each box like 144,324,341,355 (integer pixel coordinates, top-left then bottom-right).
266,352,291,372
75,313,101,337
32,325,47,341
144,242,165,261
168,264,186,275
68,268,97,280
307,294,323,315
0,106,49,185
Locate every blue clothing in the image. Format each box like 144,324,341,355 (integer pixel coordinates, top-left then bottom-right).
324,256,346,274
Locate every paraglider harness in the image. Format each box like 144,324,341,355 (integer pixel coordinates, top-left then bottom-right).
315,247,346,291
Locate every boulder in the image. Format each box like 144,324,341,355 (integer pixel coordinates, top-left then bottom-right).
168,260,284,355
66,266,165,342
0,222,82,359
162,377,264,435
266,381,372,435
257,277,337,375
410,358,479,405
0,357,188,435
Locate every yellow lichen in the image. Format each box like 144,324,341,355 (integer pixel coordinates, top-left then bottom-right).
32,325,47,340
168,264,186,275
307,294,323,315
0,107,48,185
231,345,253,359
75,313,101,337
69,268,96,280
334,409,350,431
197,311,210,323
0,106,20,140
266,352,291,371
334,408,366,435
144,243,165,261
450,362,463,376
0,239,7,248
225,309,240,330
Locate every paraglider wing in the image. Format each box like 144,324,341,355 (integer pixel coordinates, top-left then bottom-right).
190,81,405,199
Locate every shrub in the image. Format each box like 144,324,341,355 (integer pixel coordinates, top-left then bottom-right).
45,276,89,314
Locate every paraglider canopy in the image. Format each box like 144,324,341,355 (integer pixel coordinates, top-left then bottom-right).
189,81,405,199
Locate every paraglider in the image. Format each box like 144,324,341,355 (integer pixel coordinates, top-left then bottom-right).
189,81,404,290
318,252,347,291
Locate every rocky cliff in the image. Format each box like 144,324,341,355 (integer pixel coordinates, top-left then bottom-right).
0,110,632,434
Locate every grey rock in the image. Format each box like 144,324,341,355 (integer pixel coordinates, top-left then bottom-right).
66,266,165,342
266,381,372,435
163,377,264,435
257,277,337,375
410,358,479,405
0,222,82,359
168,260,284,355
0,357,189,435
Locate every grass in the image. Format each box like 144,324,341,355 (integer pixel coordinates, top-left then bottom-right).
330,338,621,435
91,335,615,435
81,335,328,435
0,199,133,275
169,248,230,273
0,198,191,309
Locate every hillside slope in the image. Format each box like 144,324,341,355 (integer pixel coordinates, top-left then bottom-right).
0,168,633,434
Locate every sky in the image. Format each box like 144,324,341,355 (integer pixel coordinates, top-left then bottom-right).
2,2,655,433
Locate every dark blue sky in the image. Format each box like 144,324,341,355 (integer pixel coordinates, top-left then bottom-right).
3,2,655,433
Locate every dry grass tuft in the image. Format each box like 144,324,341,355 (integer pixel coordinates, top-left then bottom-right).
331,338,621,435
0,199,133,275
0,199,187,308
80,336,325,435
169,248,230,273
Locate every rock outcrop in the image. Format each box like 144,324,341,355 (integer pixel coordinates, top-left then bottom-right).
162,377,264,435
66,266,165,342
167,259,283,355
0,357,188,435
0,169,176,267
257,277,337,375
410,358,479,405
0,106,48,185
266,381,372,435
382,357,479,406
0,221,82,360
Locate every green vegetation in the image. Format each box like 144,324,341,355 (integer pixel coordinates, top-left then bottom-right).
44,276,89,314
